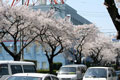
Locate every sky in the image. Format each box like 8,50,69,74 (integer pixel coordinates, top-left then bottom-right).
66,0,117,36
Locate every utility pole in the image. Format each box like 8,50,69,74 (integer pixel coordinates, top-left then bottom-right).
22,0,24,5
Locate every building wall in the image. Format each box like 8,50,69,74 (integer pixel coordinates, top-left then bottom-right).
0,42,66,69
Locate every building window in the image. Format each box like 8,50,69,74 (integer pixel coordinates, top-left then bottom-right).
37,62,40,69
18,46,20,53
26,46,31,53
35,45,40,53
0,46,2,53
42,62,46,69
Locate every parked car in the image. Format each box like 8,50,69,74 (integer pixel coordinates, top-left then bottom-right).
83,67,117,80
116,71,120,80
0,61,36,80
5,73,59,80
57,64,87,80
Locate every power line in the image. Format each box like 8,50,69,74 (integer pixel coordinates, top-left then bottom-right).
78,11,107,14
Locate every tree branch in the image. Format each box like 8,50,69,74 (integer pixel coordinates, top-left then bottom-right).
104,0,120,39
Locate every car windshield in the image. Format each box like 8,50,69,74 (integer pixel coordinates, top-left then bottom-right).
85,68,107,78
116,71,120,75
7,76,42,80
59,67,76,74
0,64,9,75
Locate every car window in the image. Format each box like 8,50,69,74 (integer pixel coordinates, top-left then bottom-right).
11,65,23,74
59,67,76,74
26,77,39,80
23,65,36,73
44,76,51,80
7,76,26,80
85,68,107,78
0,64,9,75
51,76,59,80
7,76,40,80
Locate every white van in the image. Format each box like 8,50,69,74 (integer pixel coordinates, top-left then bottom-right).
0,61,36,80
83,67,117,80
57,64,87,80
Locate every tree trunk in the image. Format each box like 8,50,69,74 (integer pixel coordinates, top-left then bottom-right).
104,0,120,39
76,53,82,64
79,52,82,64
14,54,21,61
48,59,54,74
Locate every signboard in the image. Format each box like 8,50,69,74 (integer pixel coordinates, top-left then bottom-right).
11,0,65,6
49,0,65,4
0,0,66,6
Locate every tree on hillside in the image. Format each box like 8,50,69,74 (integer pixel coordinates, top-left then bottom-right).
104,0,120,39
0,4,45,61
66,24,98,64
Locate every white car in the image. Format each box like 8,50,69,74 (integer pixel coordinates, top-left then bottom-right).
5,73,59,80
83,67,117,80
57,64,87,80
0,61,36,80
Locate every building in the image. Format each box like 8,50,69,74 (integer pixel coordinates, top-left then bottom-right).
32,4,91,25
0,3,91,69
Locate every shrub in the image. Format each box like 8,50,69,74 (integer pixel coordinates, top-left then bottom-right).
37,69,57,75
37,69,49,73
53,62,62,70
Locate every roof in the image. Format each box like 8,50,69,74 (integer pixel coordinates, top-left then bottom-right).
62,64,87,67
12,73,55,78
0,61,34,65
32,4,91,25
88,67,113,70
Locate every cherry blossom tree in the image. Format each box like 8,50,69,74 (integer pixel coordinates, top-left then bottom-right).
87,33,117,66
33,12,74,73
66,24,98,64
65,24,117,66
112,41,120,69
0,3,46,61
